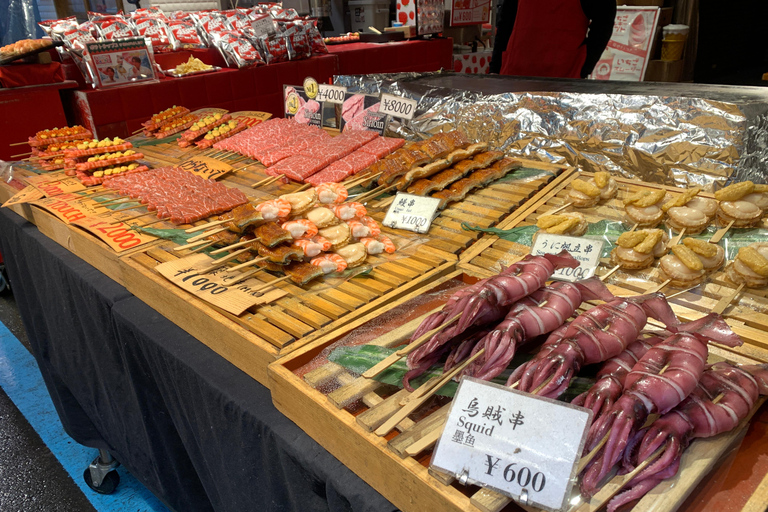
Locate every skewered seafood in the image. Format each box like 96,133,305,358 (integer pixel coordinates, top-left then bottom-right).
404,251,579,390
431,157,520,210
310,253,348,273
581,313,743,496
360,235,396,254
726,242,768,287
282,219,318,239
607,362,768,512
279,189,317,216
292,236,332,258
535,212,588,236
218,203,265,233
568,172,618,207
335,243,368,268
624,189,668,228
659,238,724,287
662,187,717,234
315,183,348,204
254,198,292,221
459,278,615,382
306,206,339,228
610,229,668,270
571,334,666,421
318,223,352,250
332,202,367,221
507,292,679,398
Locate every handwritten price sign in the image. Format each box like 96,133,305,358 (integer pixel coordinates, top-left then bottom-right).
382,193,440,234
431,378,591,511
25,173,87,197
71,217,157,252
379,93,418,120
178,155,233,180
530,233,604,282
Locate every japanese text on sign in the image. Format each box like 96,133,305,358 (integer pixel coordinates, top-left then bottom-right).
317,84,347,104
379,93,418,120
178,155,233,180
530,233,604,282
382,193,440,234
431,378,591,511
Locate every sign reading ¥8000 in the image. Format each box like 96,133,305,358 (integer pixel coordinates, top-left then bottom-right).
379,93,418,120
530,233,604,282
431,378,591,511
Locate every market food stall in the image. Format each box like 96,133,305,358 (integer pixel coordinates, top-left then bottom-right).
1,74,768,512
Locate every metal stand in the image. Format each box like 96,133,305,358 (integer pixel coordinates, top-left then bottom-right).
83,449,121,494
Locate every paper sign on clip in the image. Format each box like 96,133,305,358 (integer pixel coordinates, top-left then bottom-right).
530,233,604,282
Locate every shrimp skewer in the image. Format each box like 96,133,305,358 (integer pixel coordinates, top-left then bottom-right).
292,236,331,258
507,293,680,398
310,253,348,274
332,202,366,221
254,198,292,221
580,313,743,497
282,219,318,239
403,251,580,390
605,362,768,512
360,235,396,254
315,182,348,204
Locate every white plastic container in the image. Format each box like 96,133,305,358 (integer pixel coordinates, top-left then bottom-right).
348,0,390,32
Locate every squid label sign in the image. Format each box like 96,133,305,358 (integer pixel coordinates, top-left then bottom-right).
431,378,591,511
531,233,604,282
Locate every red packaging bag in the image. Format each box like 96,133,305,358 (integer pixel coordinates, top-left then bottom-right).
214,31,265,68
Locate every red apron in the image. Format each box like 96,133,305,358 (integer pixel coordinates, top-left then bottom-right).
499,0,589,78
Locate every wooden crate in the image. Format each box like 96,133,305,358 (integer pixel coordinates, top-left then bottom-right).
268,271,768,512
459,171,768,364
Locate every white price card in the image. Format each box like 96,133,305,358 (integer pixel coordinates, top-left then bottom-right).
317,84,347,104
530,233,604,282
382,192,440,233
431,378,592,512
379,93,418,120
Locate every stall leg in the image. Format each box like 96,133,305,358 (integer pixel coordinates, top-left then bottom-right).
83,449,121,494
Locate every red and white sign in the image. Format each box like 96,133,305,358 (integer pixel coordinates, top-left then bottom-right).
452,50,492,74
450,0,491,27
590,6,660,82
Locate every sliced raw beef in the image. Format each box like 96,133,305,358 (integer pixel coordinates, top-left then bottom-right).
358,136,405,158
269,155,328,182
341,94,365,123
304,150,378,185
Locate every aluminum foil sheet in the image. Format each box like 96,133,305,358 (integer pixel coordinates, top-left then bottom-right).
336,73,768,190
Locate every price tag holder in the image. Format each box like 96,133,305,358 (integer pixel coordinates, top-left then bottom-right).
155,253,288,315
3,185,45,207
530,233,604,282
317,84,347,104
382,193,440,234
379,92,418,120
431,378,591,512
178,155,233,180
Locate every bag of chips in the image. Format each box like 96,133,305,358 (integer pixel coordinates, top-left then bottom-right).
213,31,265,68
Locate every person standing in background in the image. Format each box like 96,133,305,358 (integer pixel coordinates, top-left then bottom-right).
490,0,616,78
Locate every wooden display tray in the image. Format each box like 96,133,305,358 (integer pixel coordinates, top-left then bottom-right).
268,270,768,512
459,171,768,364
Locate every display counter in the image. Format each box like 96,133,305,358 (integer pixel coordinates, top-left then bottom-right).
327,38,453,75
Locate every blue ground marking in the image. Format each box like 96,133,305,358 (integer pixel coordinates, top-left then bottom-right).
0,321,169,512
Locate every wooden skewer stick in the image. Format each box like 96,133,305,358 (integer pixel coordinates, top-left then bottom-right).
547,201,574,216
187,226,228,243
184,218,229,233
665,285,699,299
209,239,254,255
668,227,686,249
95,197,138,207
530,373,557,395
226,256,268,273
629,223,639,232
131,126,145,134
362,312,464,379
110,211,153,225
709,220,734,244
600,264,621,282
197,249,251,274
251,175,281,188
190,241,216,253
137,218,167,229
101,203,145,214
249,275,292,295
651,278,672,294
173,238,213,251
374,348,486,437
712,282,746,315
9,141,30,146
83,190,114,199
295,183,312,192
225,267,263,286
10,152,33,159
358,183,398,203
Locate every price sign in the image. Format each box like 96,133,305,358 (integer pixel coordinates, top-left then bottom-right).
379,93,418,120
382,192,440,234
25,173,87,197
530,233,604,282
70,217,158,252
155,253,288,315
230,111,272,127
3,185,45,207
317,84,347,104
178,155,233,180
303,77,319,99
431,378,591,511
32,193,103,224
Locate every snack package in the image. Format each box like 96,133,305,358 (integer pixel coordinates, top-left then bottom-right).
192,11,232,46
221,8,253,30
133,17,179,51
40,17,98,84
214,31,265,68
89,13,138,40
303,19,329,55
269,6,300,20
130,6,166,19
247,12,277,38
256,32,294,64
281,23,311,60
167,19,206,49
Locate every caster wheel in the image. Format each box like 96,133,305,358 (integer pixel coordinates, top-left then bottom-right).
83,468,120,494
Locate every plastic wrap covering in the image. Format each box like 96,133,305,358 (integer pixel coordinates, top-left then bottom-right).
1,0,43,47
335,73,768,191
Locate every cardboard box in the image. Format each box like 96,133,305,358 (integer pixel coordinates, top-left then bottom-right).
644,58,685,82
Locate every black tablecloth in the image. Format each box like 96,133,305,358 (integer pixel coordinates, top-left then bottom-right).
0,208,398,512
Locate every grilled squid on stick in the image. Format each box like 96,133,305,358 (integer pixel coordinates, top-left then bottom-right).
459,278,615,382
507,293,680,398
580,313,743,497
605,362,768,512
403,251,580,390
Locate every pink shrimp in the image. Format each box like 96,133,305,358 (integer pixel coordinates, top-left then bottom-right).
315,182,348,204
580,313,742,497
345,218,371,238
459,277,615,382
605,362,768,512
332,202,366,221
255,198,291,221
281,219,318,239
292,236,330,257
508,292,679,399
360,235,396,254
571,334,667,421
403,251,579,391
310,253,347,274
360,216,380,237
